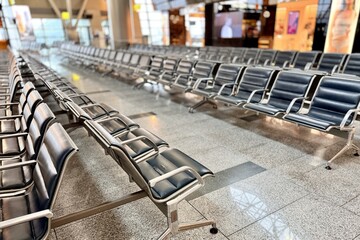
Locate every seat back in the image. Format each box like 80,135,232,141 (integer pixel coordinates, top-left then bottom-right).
89,47,96,56
121,52,132,65
308,75,360,125
25,103,56,159
163,58,179,72
242,49,260,64
273,51,296,67
317,53,346,73
98,49,105,59
115,51,124,63
292,51,320,70
267,71,315,111
192,61,216,79
236,67,276,102
211,64,244,95
103,49,111,60
129,54,140,67
137,55,151,69
257,49,277,65
108,50,117,61
93,48,100,58
343,53,360,76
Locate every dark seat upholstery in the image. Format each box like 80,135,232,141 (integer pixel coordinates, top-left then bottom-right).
316,53,346,73
244,71,316,116
284,75,360,130
234,49,260,64
0,123,78,240
343,53,360,76
138,148,213,199
292,51,320,70
191,64,244,97
215,67,277,105
257,49,277,66
0,103,55,158
168,60,195,87
157,58,180,85
172,61,215,91
273,51,296,68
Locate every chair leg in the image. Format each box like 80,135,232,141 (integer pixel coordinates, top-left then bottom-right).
101,69,113,77
188,97,217,113
158,201,217,240
326,128,359,170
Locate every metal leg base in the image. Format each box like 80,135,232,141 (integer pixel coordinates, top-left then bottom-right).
158,220,217,240
326,128,359,170
188,98,217,113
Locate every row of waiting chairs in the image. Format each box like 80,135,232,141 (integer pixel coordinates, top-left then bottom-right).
20,51,219,239
59,43,360,170
0,50,79,240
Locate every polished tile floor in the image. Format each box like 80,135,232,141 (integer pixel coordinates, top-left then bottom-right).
41,53,360,240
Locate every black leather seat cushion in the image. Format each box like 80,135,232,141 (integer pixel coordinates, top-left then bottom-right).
98,114,139,135
0,136,25,156
1,191,48,240
0,118,21,134
138,148,213,200
246,103,282,115
83,103,118,120
0,156,32,190
117,128,168,159
284,112,336,130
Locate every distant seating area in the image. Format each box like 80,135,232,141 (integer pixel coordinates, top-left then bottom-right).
54,42,360,170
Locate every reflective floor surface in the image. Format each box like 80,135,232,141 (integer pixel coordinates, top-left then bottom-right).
38,52,360,240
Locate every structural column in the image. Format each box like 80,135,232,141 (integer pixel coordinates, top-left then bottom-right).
106,0,131,49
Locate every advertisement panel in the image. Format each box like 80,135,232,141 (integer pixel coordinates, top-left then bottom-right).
12,5,35,40
324,0,360,53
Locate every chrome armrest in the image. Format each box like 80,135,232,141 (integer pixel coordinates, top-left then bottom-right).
246,89,267,103
0,210,53,229
340,109,360,129
217,83,235,95
0,132,28,140
193,77,213,90
246,58,254,65
159,70,175,81
0,115,22,120
263,59,270,66
173,74,192,84
0,102,19,107
285,97,307,114
304,62,312,70
331,65,339,74
282,61,289,68
0,160,36,171
149,166,204,188
0,190,26,198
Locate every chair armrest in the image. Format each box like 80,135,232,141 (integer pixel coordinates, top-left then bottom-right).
304,62,312,70
247,58,254,65
331,65,339,74
0,102,19,107
0,132,28,140
263,59,270,66
0,160,37,171
0,190,26,198
0,115,22,120
285,97,307,114
282,61,289,68
159,70,176,80
173,74,192,84
96,116,131,131
340,109,360,129
148,166,204,188
193,78,213,90
246,89,267,103
0,210,53,229
217,83,236,95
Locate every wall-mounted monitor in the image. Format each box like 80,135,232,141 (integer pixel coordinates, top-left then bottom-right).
214,12,243,39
